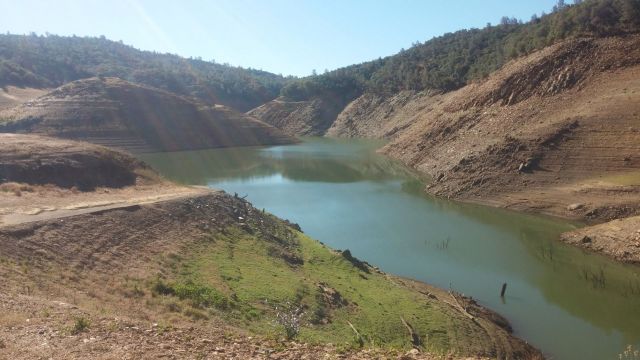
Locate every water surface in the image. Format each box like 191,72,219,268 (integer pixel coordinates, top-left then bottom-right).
140,137,640,360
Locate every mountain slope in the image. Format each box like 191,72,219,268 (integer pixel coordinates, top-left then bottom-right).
251,0,640,134
0,34,289,111
375,35,640,222
0,77,294,152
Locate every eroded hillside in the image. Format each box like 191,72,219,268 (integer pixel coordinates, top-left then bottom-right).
0,77,294,152
247,96,347,136
378,35,640,222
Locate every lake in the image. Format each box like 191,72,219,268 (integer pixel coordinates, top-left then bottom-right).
140,137,640,360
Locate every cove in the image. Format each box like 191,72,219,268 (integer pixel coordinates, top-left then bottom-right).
139,137,640,360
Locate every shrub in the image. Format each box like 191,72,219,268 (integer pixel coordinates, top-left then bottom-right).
274,302,305,340
71,316,90,335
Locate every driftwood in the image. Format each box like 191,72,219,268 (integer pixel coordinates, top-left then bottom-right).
400,316,421,347
448,291,475,321
347,321,364,347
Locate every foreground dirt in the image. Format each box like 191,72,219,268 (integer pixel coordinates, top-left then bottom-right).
0,291,439,360
0,77,293,153
0,190,540,359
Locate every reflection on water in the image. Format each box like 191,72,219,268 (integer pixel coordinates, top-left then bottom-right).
140,137,640,360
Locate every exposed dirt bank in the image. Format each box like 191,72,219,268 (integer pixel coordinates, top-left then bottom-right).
0,77,294,153
561,216,640,264
326,91,426,139
0,134,157,191
247,96,348,136
375,36,640,262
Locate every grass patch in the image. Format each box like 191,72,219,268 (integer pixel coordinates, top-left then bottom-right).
149,219,487,354
151,278,229,310
70,316,90,335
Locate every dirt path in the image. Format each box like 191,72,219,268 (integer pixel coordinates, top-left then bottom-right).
0,183,214,226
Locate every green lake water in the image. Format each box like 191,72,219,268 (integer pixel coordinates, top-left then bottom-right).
140,137,640,360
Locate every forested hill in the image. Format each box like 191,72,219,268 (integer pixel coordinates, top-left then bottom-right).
281,0,640,103
0,34,289,111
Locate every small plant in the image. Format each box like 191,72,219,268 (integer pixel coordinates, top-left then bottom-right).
151,278,174,296
581,266,607,289
71,316,90,335
125,284,145,298
183,306,209,320
41,309,50,318
436,237,451,250
274,301,305,340
620,345,640,359
107,321,119,332
150,278,230,310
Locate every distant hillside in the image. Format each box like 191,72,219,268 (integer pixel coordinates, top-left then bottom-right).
251,0,640,135
0,77,294,152
0,34,289,111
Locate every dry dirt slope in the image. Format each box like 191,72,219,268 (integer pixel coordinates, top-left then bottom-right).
247,96,348,136
0,86,49,111
0,77,294,153
375,35,640,220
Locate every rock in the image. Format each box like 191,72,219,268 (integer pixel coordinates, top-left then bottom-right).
398,348,421,359
518,162,526,172
567,203,585,211
581,235,592,244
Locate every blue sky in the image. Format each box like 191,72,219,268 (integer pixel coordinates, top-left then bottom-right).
1,0,559,76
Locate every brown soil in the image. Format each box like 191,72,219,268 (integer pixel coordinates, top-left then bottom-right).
0,134,159,191
248,96,347,136
0,190,532,359
375,36,640,262
561,215,640,264
326,91,435,139
0,77,293,153
0,86,48,111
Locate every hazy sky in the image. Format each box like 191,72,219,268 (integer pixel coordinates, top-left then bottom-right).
1,0,559,76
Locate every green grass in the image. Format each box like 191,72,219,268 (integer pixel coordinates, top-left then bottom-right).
148,219,479,354
70,316,90,335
